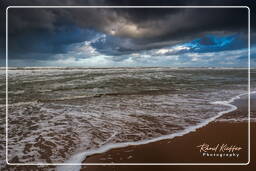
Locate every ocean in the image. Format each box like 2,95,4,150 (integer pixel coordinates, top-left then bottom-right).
0,67,255,167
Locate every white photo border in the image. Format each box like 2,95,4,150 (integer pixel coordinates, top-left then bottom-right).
5,6,251,166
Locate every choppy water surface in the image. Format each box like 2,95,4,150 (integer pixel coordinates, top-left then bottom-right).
0,67,255,165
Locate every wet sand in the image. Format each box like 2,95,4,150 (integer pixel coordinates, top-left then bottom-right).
81,97,256,171
83,122,249,164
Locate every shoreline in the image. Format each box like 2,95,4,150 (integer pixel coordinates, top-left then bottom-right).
78,95,256,171
84,122,250,163
56,92,255,171
80,122,255,171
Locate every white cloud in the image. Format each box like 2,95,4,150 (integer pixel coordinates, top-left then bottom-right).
74,42,97,55
54,33,107,60
156,49,169,54
155,45,190,55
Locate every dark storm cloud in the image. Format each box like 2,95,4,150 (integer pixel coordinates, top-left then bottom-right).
8,26,100,59
0,0,254,60
7,7,249,37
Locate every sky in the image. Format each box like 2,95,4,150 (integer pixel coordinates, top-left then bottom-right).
1,0,256,67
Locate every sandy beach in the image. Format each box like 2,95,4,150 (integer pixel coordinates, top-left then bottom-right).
83,122,249,164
